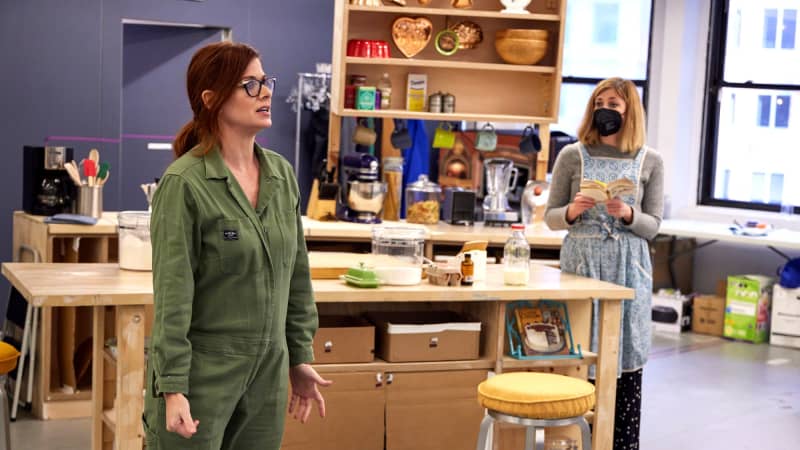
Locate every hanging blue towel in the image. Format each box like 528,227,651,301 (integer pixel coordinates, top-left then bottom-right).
401,119,430,218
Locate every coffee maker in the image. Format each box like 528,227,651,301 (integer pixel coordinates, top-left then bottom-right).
482,158,519,225
338,152,386,223
23,146,76,216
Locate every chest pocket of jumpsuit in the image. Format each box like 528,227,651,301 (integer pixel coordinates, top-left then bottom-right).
276,209,298,269
216,218,264,275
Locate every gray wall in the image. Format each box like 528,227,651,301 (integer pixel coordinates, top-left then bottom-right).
0,0,334,304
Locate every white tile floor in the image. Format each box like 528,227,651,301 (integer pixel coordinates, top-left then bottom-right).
6,332,800,449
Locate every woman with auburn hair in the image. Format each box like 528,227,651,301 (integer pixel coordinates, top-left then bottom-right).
143,41,330,450
545,77,663,449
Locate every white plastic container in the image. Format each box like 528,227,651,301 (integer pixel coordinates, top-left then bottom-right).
118,211,152,271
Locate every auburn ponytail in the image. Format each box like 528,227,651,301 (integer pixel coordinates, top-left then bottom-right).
173,41,260,160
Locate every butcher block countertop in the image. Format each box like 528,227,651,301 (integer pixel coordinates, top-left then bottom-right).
1,261,631,306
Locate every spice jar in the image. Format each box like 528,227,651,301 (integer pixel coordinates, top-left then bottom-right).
405,174,442,224
428,92,443,113
443,92,456,113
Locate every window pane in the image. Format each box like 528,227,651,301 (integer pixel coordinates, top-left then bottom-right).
712,87,800,204
593,4,619,44
562,0,651,80
775,95,791,128
552,83,644,137
783,9,797,49
764,8,778,48
769,173,784,204
752,172,766,202
724,2,800,84
758,95,771,126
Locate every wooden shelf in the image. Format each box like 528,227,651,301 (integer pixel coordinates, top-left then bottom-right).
313,357,494,374
345,56,557,73
347,5,561,21
501,352,597,369
337,108,554,123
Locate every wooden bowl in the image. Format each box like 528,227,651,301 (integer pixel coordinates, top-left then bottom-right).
496,29,548,41
494,37,547,65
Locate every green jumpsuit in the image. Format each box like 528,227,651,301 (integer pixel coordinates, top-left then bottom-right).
142,144,318,450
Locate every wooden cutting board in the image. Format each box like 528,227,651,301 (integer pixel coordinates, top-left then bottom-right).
308,252,413,279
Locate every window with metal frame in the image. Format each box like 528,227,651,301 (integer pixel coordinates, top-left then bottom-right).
700,0,800,213
553,0,653,138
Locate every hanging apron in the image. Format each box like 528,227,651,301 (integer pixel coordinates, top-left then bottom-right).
560,144,653,377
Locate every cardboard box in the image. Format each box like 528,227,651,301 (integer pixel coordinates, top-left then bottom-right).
724,275,774,343
651,291,692,333
770,285,800,349
385,370,486,450
281,372,384,450
692,295,726,336
406,73,427,111
369,311,481,362
313,316,375,364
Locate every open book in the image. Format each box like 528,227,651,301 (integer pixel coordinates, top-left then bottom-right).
579,178,635,202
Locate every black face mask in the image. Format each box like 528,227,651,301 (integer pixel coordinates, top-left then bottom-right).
593,108,623,136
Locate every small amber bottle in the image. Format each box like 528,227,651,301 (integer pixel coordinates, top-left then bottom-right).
461,253,474,286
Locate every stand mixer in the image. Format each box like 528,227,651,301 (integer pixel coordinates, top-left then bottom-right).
482,157,520,225
338,152,387,223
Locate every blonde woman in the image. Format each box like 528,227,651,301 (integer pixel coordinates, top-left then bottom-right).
545,77,663,450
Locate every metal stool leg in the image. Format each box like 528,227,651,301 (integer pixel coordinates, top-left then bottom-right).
1,378,11,450
25,307,37,405
578,417,592,450
535,427,545,450
10,303,32,420
475,414,494,450
524,426,535,450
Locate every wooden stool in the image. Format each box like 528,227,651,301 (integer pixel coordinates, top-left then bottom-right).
476,372,595,450
0,342,21,450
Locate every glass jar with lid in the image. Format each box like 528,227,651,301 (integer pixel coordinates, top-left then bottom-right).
118,211,152,271
405,174,441,224
371,226,426,265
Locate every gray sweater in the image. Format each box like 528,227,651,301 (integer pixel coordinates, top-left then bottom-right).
544,143,664,240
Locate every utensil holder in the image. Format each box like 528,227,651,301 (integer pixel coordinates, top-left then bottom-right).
78,185,103,219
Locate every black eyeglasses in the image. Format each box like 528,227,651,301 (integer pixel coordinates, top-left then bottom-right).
240,77,277,97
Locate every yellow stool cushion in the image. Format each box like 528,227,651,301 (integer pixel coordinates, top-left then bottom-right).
0,342,21,375
477,372,595,419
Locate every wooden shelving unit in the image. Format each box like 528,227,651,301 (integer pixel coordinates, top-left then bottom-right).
328,0,568,180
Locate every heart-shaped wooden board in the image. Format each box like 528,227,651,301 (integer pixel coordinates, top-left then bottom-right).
392,17,433,58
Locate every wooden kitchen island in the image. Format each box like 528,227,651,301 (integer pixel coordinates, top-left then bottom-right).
2,261,630,450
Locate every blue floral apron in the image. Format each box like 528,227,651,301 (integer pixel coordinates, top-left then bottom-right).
560,144,653,377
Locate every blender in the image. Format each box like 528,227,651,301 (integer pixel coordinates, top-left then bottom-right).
337,152,387,223
482,158,520,225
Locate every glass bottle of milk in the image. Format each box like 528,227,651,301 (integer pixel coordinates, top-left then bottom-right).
503,223,530,285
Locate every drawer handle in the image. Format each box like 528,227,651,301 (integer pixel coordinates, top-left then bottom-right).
429,336,439,348
386,373,394,385
324,341,333,353
375,372,383,387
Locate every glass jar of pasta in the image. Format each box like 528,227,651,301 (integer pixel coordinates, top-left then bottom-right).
405,174,441,224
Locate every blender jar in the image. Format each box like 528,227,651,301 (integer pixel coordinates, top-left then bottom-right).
118,211,152,271
405,174,441,224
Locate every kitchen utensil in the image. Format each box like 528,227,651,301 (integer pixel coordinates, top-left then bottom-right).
88,148,100,166
392,16,433,58
372,226,426,265
405,174,441,224
483,158,520,225
78,185,103,218
352,120,377,145
118,211,151,271
390,119,413,149
475,123,497,151
99,170,110,186
64,162,82,186
83,159,97,186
